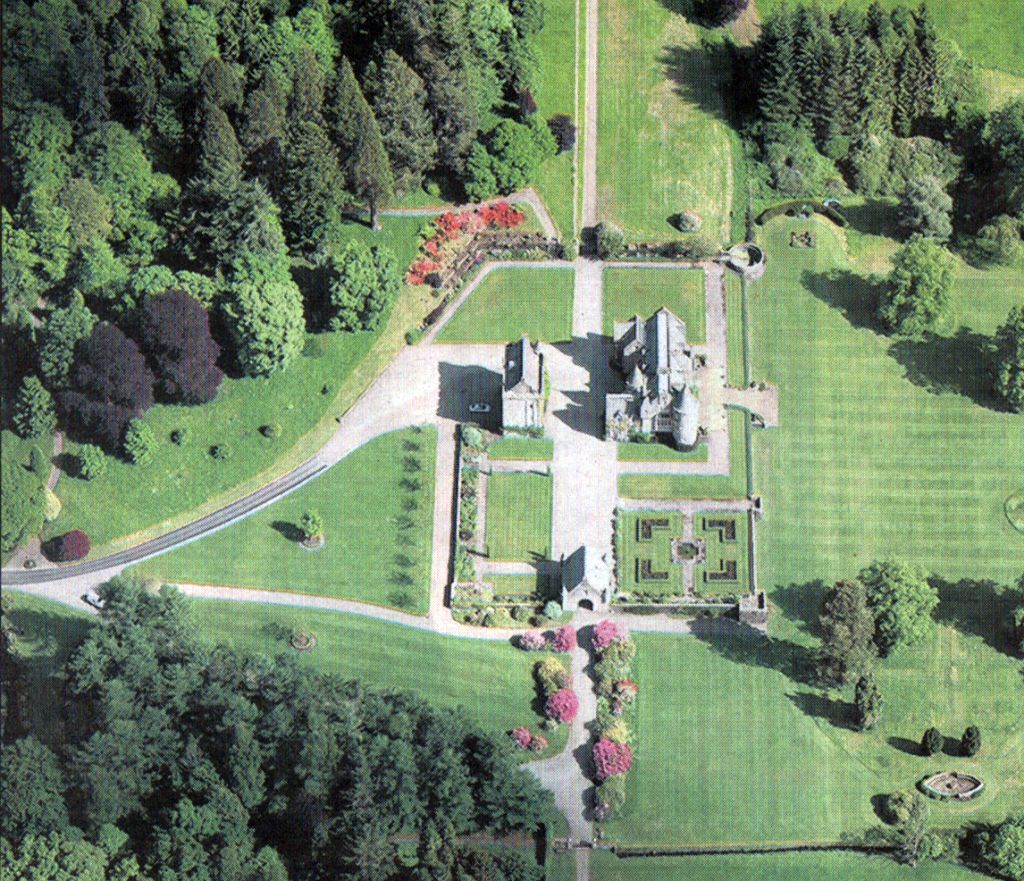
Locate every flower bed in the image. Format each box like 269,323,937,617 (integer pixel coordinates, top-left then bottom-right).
591,620,639,821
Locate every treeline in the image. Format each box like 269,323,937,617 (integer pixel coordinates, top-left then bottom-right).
0,579,551,881
748,2,1024,243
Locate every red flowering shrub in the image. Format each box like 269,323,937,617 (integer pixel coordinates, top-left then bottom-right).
478,201,525,229
614,679,639,703
592,619,621,651
552,625,577,653
528,734,548,752
511,727,532,749
44,529,91,562
544,688,579,724
518,631,548,652
593,738,633,780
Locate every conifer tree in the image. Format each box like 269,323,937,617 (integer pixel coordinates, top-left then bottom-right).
280,119,346,252
347,107,394,230
756,11,801,129
13,375,57,439
289,46,326,125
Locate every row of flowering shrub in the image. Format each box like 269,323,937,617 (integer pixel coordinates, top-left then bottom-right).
517,624,577,653
590,620,638,820
510,644,576,755
511,726,548,753
406,202,526,285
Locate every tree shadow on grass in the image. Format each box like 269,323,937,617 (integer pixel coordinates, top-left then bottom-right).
932,576,1022,658
787,690,857,730
886,330,997,409
801,268,883,331
271,520,303,543
290,263,333,332
658,44,732,126
887,736,922,757
770,580,826,635
842,201,900,240
690,617,819,686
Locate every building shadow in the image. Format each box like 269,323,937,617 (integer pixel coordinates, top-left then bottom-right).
437,362,503,428
801,268,883,331
887,329,997,409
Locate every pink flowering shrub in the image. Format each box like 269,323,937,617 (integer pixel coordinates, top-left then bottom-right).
551,625,577,653
518,631,549,652
544,688,579,724
593,739,633,780
592,619,621,651
614,679,639,703
528,734,548,752
511,727,532,749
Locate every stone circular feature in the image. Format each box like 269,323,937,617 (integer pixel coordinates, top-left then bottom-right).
300,535,326,551
920,771,984,801
678,542,699,560
289,631,317,652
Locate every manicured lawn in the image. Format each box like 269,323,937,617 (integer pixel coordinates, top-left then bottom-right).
726,271,748,386
754,0,1024,76
1,593,92,750
602,268,706,341
618,409,751,500
488,437,555,461
533,0,579,238
134,428,437,614
187,599,568,759
615,512,686,597
485,472,553,561
750,216,1024,588
436,267,575,344
589,850,993,880
617,441,708,462
694,511,750,596
598,0,734,242
600,633,880,847
45,215,434,554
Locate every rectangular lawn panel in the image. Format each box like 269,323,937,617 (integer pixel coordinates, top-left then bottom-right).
619,409,750,500
726,271,747,387
599,633,880,848
532,0,579,238
485,472,553,561
602,268,706,341
617,442,708,462
188,600,568,758
436,268,575,344
615,512,685,597
588,850,993,880
134,428,437,614
750,217,1024,588
488,437,555,461
598,0,734,242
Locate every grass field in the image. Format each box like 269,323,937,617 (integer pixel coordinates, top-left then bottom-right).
726,271,748,386
436,268,575,344
589,850,993,880
134,428,437,614
187,599,568,758
532,0,579,238
617,441,709,462
753,0,1024,77
750,216,1024,589
485,472,553,561
619,409,751,500
602,268,707,341
598,0,734,242
488,437,555,461
43,215,434,554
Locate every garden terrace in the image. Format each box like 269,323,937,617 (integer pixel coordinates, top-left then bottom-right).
615,511,686,599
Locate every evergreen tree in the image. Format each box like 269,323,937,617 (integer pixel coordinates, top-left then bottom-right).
818,579,877,686
756,10,801,130
289,46,326,125
0,737,70,840
280,119,346,252
921,726,943,756
68,21,110,133
961,725,981,757
240,72,289,184
346,104,395,230
336,759,397,881
854,673,882,731
363,50,437,194
326,241,400,331
328,56,366,165
1,208,46,327
13,374,57,439
992,305,1024,413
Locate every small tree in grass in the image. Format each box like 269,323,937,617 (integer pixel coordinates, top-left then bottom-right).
595,222,625,259
922,726,943,756
299,510,324,544
123,419,156,464
854,673,882,731
548,114,576,153
895,794,930,866
896,176,953,243
991,305,1024,413
861,560,938,656
45,529,90,562
961,725,981,757
29,445,48,478
77,444,106,480
818,579,877,686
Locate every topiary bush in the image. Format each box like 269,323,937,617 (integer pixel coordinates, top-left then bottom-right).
76,444,107,480
595,222,626,259
593,738,633,780
259,423,282,439
209,443,231,460
672,210,703,233
535,657,570,696
552,625,577,653
170,427,190,445
123,419,156,465
542,600,562,621
961,725,981,757
922,726,943,756
44,529,91,562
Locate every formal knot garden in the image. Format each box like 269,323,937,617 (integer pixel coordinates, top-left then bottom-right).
920,772,985,802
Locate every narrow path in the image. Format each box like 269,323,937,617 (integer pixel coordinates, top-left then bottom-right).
381,187,560,241
582,0,599,229
429,420,458,626
47,431,64,491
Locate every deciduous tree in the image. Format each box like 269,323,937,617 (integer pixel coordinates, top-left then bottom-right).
877,235,957,336
992,305,1024,413
862,560,938,655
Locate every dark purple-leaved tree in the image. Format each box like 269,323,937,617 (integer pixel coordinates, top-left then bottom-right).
135,290,223,404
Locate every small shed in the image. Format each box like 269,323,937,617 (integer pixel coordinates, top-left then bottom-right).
561,546,613,612
502,335,545,430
